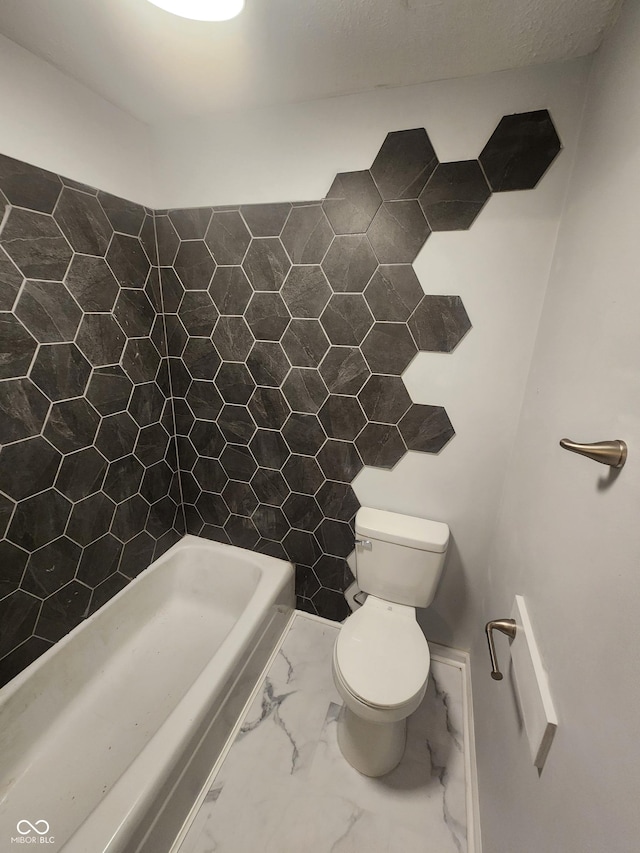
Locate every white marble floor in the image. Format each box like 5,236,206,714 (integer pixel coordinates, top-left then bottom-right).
177,613,470,853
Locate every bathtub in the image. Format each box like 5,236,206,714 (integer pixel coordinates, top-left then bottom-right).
0,535,295,852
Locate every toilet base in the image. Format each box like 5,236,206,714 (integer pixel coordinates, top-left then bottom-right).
337,704,407,777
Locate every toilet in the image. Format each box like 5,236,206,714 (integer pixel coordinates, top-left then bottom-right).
332,506,449,777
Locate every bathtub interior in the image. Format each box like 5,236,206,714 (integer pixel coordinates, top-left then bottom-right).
0,537,293,851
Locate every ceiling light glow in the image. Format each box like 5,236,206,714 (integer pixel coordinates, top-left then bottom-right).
146,0,245,21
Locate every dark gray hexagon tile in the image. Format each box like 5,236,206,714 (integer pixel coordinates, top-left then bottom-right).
54,187,113,255
21,537,81,598
369,128,438,200
281,205,333,265
0,539,27,599
242,238,291,291
30,343,91,401
121,339,161,385
43,397,100,453
8,488,72,551
399,404,455,453
186,380,223,421
282,368,328,414
1,208,72,280
176,435,198,471
106,233,150,288
67,492,116,546
317,439,363,482
419,160,491,231
0,154,62,213
140,460,173,504
209,267,253,315
296,565,321,600
76,533,123,586
77,314,126,367
281,319,330,368
318,395,366,441
135,423,170,467
113,288,155,338
111,495,150,543
319,346,369,395
367,200,430,264
0,314,37,379
314,553,353,592
164,314,188,358
192,457,227,492
283,528,322,567
167,207,212,240
0,248,24,312
320,294,373,346
173,397,195,435
0,494,15,539
409,295,472,352
102,454,145,503
86,365,133,416
0,591,42,660
196,491,230,526
221,481,256,517
282,454,324,495
356,422,406,469
128,381,165,427
240,203,291,237
190,420,225,458
246,341,291,388
55,447,107,501
0,435,61,500
168,358,191,397
88,572,130,616
64,256,119,313
249,429,290,470
361,323,418,374
311,587,350,621
198,523,229,545
0,378,50,443
248,386,290,430
158,267,184,313
218,404,256,445
174,241,216,290
15,280,82,343
282,492,322,532
364,265,423,322
212,316,254,362
182,338,221,380
97,190,146,236
321,235,377,293
316,481,359,522
316,518,354,558
224,514,259,550
252,504,290,542
280,266,331,319
155,216,180,266
178,291,218,337
479,110,562,192
118,532,156,578
205,211,251,265
216,362,256,404
140,214,158,264
245,291,290,341
184,503,204,535
95,411,139,461
282,412,326,456
358,374,411,424
323,170,381,235
251,468,290,507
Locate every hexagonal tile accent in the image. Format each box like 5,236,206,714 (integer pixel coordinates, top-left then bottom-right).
222,481,257,517
182,338,221,380
67,492,116,546
364,265,424,322
315,518,354,557
186,380,224,421
240,202,291,237
282,412,326,456
317,440,363,482
0,314,37,379
419,160,491,230
322,170,382,235
282,454,324,496
8,489,72,551
205,210,251,265
358,374,411,424
106,233,150,288
319,346,369,396
55,447,107,501
249,429,290,470
54,187,113,255
0,248,24,312
282,368,328,415
281,266,331,319
216,362,256,404
174,241,216,290
479,110,561,192
316,480,359,522
361,322,418,374
251,468,290,506
192,457,227,491
121,339,161,385
320,294,373,346
22,537,81,597
30,343,91,401
76,314,126,367
113,289,155,338
398,404,455,452
248,387,290,430
209,267,253,316
356,422,406,469
0,153,62,213
253,504,290,541
220,444,257,482
246,341,291,387
370,128,438,200
409,295,472,352
15,280,82,344
242,238,291,291
0,378,50,444
190,420,225,458
224,514,259,549
86,365,133,416
244,291,290,341
168,207,212,240
0,436,61,500
218,404,256,444
321,234,377,294
43,398,100,453
318,395,366,441
282,492,322,532
98,191,146,236
281,319,330,368
1,208,72,280
211,316,254,363
367,200,430,264
65,255,119,312
281,205,333,265
155,215,180,265
178,291,219,337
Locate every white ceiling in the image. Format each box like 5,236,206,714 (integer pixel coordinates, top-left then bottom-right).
0,0,621,124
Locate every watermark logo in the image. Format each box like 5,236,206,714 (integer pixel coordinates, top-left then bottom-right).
11,820,55,845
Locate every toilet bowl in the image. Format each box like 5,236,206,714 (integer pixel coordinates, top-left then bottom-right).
332,595,430,776
332,507,449,777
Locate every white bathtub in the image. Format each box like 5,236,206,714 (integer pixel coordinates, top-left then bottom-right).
0,535,295,852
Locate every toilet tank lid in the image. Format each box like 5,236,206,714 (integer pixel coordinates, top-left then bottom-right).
355,507,449,552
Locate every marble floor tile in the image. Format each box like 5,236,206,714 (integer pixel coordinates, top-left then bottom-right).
178,614,469,853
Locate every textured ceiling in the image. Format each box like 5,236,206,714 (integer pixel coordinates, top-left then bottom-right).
0,0,621,123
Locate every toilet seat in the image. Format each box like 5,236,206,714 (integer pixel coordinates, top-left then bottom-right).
334,596,430,710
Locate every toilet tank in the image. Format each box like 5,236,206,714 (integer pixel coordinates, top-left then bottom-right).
355,507,449,607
